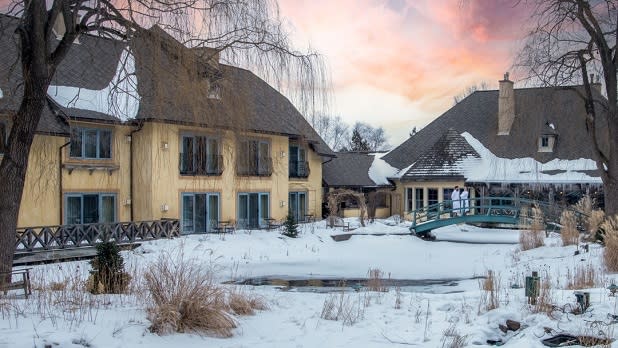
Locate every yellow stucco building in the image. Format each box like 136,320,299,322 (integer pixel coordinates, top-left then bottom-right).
0,16,334,233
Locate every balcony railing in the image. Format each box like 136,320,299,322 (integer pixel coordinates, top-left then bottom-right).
179,153,223,176
289,160,310,178
236,157,273,176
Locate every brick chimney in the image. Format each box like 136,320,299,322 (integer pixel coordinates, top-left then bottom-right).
498,72,515,135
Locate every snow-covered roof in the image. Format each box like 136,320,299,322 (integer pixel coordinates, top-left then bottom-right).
48,49,139,121
398,128,480,181
368,153,398,185
323,152,395,188
460,132,601,184
383,86,607,176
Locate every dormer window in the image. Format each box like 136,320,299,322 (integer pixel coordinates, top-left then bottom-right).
538,135,555,152
208,83,221,99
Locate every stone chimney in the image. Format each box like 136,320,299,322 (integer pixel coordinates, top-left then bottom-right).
498,72,515,135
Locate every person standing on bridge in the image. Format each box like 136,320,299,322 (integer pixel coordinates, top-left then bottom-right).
451,185,460,216
460,187,469,216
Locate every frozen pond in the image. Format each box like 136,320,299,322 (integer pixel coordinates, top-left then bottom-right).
229,275,484,294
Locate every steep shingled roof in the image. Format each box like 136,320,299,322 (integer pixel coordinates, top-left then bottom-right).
401,128,480,181
383,86,607,178
0,32,67,134
323,152,392,188
0,15,333,157
131,27,334,157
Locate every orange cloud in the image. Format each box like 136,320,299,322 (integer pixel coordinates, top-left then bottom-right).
278,0,530,137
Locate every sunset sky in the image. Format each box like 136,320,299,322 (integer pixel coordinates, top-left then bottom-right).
277,0,533,145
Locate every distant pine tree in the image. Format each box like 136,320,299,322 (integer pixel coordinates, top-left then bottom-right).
350,128,370,151
282,214,299,238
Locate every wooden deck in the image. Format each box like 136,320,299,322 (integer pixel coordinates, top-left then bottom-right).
13,244,141,266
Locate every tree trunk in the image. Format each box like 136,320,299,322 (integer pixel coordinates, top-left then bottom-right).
0,88,47,285
0,0,53,286
605,177,618,218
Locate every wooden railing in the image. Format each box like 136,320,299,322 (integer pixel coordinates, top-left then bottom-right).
15,219,180,252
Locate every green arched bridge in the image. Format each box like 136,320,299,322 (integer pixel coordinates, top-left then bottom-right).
408,197,586,238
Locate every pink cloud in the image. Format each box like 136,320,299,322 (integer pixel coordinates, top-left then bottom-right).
277,0,531,129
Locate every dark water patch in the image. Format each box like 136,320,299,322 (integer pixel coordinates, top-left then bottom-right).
225,276,484,294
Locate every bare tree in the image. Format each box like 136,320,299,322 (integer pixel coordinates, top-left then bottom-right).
312,114,349,151
516,0,617,215
0,0,326,281
453,81,489,105
343,121,389,152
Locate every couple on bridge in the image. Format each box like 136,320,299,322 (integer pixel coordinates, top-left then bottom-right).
451,185,469,217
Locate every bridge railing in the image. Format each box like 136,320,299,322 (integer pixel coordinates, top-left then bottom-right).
15,219,180,253
407,197,587,230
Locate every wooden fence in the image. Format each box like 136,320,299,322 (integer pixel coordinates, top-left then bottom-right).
15,219,180,253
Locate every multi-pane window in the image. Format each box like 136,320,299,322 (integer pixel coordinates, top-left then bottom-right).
541,136,549,147
289,145,309,178
289,192,307,222
428,188,439,206
237,192,269,229
181,193,220,233
414,188,424,210
538,135,555,152
180,135,222,175
70,127,112,159
406,188,414,212
237,139,271,176
65,193,116,224
443,188,454,209
428,188,439,216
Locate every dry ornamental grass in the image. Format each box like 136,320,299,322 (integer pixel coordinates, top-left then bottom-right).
566,264,599,290
479,270,500,312
144,251,237,337
602,215,618,272
519,207,545,251
560,210,579,246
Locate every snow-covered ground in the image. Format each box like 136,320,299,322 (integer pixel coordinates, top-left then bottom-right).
1,219,615,347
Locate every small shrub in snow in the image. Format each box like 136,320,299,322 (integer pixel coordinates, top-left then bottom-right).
88,241,130,294
282,214,299,238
